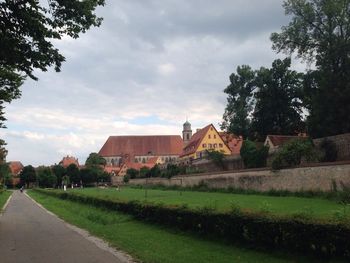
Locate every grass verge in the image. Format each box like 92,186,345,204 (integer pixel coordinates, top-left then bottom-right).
0,190,12,211
27,190,331,263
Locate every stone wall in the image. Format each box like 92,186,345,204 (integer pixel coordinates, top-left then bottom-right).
314,133,350,161
129,163,350,192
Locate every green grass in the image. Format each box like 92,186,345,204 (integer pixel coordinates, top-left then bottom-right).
0,190,12,211
28,190,333,263
67,187,350,220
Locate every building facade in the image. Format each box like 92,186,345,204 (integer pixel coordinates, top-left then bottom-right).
180,124,232,161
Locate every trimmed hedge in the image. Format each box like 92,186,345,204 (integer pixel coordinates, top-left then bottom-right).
34,189,350,260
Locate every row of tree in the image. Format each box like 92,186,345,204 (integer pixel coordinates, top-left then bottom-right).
20,163,110,188
222,0,350,140
16,152,110,188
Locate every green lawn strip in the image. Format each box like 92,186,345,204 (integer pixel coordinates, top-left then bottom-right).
69,187,349,220
0,190,12,211
28,190,326,263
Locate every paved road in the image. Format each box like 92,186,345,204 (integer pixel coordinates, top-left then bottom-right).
0,191,124,263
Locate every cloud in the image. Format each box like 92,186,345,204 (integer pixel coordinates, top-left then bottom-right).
1,0,305,166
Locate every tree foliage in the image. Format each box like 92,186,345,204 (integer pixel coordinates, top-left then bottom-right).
37,166,57,188
20,165,36,188
85,152,106,166
240,140,269,168
271,139,317,170
0,0,105,127
271,0,350,137
222,58,305,141
126,168,139,179
52,164,66,186
252,58,304,140
221,65,255,139
66,163,80,184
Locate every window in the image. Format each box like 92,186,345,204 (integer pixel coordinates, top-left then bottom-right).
186,134,190,140
214,135,216,139
213,143,217,148
202,143,207,148
219,143,223,148
209,143,212,149
208,134,211,139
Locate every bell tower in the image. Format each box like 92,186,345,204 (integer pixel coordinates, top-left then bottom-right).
182,119,192,146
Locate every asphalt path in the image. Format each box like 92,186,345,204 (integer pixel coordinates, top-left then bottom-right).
0,191,126,263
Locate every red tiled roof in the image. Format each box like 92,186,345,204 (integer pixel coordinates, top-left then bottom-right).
98,135,183,157
9,161,23,176
266,135,308,147
60,156,79,168
220,132,243,155
146,156,160,165
104,166,121,174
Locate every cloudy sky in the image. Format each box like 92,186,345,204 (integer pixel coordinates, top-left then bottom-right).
1,0,306,166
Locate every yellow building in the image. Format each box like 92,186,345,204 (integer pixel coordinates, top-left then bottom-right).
180,124,232,161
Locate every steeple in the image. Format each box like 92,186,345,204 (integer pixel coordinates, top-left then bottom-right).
182,119,192,146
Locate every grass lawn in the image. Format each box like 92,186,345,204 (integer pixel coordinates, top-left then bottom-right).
68,187,349,220
0,190,12,211
28,190,335,263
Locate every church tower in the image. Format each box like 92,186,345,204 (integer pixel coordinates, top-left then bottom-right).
182,120,192,146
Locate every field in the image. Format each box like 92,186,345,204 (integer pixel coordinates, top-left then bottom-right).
28,190,332,263
0,190,12,211
68,187,350,220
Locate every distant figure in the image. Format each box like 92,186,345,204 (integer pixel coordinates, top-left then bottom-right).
63,185,67,191
20,186,24,193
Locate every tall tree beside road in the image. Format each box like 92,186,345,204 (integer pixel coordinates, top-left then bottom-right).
271,0,350,137
0,0,105,127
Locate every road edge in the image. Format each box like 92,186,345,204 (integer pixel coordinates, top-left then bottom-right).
25,191,137,263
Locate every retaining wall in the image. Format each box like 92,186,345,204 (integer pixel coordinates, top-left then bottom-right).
129,163,350,192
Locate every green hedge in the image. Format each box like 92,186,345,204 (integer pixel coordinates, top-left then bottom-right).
34,189,350,260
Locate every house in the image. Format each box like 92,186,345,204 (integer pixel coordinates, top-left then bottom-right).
264,135,308,153
98,135,183,166
219,132,243,155
180,124,232,161
9,161,24,186
59,156,80,168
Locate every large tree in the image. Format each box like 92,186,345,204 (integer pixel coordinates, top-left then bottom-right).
271,0,350,137
20,165,36,188
221,65,255,139
0,0,105,126
85,152,106,166
66,163,80,184
252,58,305,140
37,166,57,188
52,164,66,187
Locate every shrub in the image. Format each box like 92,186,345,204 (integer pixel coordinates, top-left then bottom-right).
126,168,139,179
123,175,130,183
240,140,269,168
320,138,338,162
149,165,161,177
272,139,317,170
34,188,350,260
139,166,150,178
